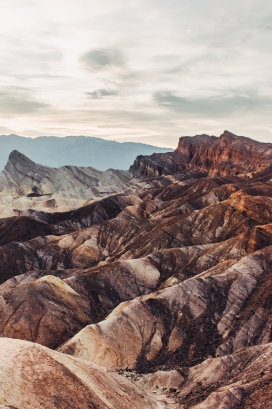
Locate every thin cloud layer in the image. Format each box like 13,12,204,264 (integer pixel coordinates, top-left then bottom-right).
85,89,119,99
80,48,125,72
0,87,50,115
153,89,272,116
0,0,271,145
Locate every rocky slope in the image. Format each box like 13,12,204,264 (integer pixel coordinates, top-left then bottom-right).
0,338,172,409
1,150,133,195
0,130,271,408
0,150,136,216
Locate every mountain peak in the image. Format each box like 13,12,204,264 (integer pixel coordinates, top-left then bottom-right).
222,130,236,137
7,150,35,168
1,148,132,198
3,151,37,194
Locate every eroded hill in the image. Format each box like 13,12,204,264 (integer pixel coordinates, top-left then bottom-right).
0,130,271,409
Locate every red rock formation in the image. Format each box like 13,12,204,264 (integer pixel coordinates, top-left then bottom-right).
130,130,272,179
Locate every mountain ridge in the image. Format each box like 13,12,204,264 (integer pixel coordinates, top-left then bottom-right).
0,149,137,217
130,130,272,179
0,134,173,171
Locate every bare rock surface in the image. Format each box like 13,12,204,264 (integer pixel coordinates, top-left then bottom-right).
0,237,245,347
0,338,173,409
0,275,92,348
59,247,272,372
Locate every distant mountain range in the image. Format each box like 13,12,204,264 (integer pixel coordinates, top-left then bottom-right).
0,134,173,171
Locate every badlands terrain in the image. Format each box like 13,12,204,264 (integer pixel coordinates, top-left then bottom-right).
0,130,271,408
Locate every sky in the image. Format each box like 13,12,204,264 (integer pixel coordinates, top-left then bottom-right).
0,0,272,148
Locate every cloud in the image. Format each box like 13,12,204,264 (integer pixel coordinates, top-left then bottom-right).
153,89,272,116
0,87,50,115
0,126,15,135
85,89,119,99
80,47,145,89
80,48,125,72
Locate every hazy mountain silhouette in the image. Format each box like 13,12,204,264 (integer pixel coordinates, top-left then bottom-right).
0,135,173,171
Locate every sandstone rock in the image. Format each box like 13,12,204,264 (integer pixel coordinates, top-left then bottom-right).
2,150,132,196
0,275,92,348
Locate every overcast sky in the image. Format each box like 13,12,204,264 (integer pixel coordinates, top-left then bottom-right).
0,0,272,147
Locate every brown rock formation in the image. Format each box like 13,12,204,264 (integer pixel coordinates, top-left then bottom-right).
59,246,272,371
0,274,92,348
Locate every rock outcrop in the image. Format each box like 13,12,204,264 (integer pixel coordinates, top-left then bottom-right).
0,150,135,216
130,130,272,179
2,150,132,196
